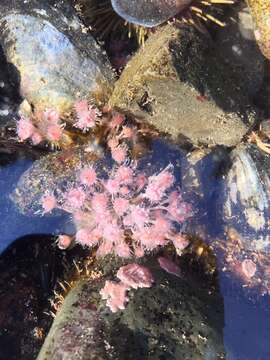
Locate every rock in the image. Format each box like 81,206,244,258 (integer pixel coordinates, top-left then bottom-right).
0,46,22,128
10,142,104,216
0,0,115,117
0,147,70,254
247,0,270,60
37,279,106,360
215,4,265,98
37,258,225,360
109,24,257,147
253,60,270,117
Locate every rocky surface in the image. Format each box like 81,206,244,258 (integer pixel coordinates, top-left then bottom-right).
10,142,104,216
215,4,265,98
109,24,257,147
0,46,22,127
37,257,225,360
37,279,105,360
0,0,115,117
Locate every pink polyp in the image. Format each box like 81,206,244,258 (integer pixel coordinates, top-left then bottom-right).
41,194,57,213
80,167,97,186
46,123,64,141
116,263,154,289
158,257,181,278
241,259,257,279
17,117,35,141
113,197,130,216
57,234,73,250
100,281,129,313
66,188,86,209
111,146,127,164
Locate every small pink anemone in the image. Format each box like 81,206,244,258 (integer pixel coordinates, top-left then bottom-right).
17,117,35,141
66,188,86,209
74,100,100,131
109,113,125,129
113,197,129,216
241,259,257,279
111,145,127,164
158,257,181,278
57,234,73,250
144,165,175,202
79,167,97,187
41,194,57,213
116,263,154,289
100,281,129,313
46,123,64,142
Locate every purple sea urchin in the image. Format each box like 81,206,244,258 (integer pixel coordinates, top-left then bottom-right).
76,0,235,45
111,0,193,27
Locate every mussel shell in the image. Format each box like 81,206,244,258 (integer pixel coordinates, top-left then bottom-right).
111,0,192,27
222,144,270,253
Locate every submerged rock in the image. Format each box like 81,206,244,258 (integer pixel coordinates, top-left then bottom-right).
0,0,115,117
11,143,104,216
38,258,225,360
110,24,257,147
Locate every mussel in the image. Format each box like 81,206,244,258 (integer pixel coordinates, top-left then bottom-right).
222,144,270,254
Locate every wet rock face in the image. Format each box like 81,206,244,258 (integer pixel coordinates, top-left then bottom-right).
0,46,22,127
247,0,270,60
109,24,257,147
0,0,115,116
38,259,225,360
111,0,192,27
222,144,270,254
215,4,265,98
37,280,106,360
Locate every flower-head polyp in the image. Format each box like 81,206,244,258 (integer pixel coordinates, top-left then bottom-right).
41,194,57,213
80,167,97,187
46,123,64,142
74,100,100,131
111,145,127,164
17,117,35,141
66,188,86,209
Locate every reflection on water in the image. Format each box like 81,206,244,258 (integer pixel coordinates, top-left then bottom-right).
0,139,270,359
